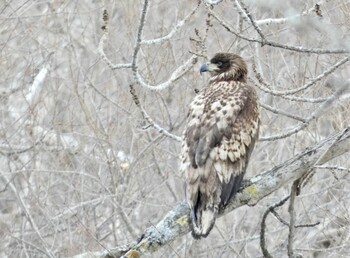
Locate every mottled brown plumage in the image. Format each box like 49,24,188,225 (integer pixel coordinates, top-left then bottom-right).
180,53,260,238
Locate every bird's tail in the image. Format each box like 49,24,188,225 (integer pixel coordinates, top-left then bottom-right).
189,199,218,239
186,161,219,238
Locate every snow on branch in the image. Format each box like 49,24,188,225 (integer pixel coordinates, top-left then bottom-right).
73,127,350,258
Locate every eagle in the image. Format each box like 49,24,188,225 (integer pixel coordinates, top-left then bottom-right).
180,53,260,238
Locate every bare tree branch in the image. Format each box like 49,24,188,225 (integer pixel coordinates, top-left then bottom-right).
204,0,224,5
252,56,349,96
207,6,349,54
130,0,198,91
235,0,267,43
259,83,348,141
255,4,320,26
98,10,132,70
260,196,289,258
141,3,200,45
129,85,182,142
287,181,298,258
73,127,350,258
259,102,307,123
2,175,55,258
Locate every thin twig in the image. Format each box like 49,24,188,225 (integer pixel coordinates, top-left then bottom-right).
270,209,320,229
141,3,200,44
4,176,55,258
231,0,249,22
300,127,350,189
260,102,307,123
260,83,348,141
260,196,290,258
315,165,350,173
98,9,132,70
131,0,198,90
207,7,349,54
131,0,149,74
287,181,298,257
253,56,349,96
235,0,267,43
146,132,179,201
85,78,131,115
252,72,328,103
129,85,182,142
134,55,198,91
255,4,319,26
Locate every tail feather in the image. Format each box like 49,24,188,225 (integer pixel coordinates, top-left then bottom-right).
189,198,218,239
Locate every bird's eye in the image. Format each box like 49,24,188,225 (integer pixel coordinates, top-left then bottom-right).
217,62,223,67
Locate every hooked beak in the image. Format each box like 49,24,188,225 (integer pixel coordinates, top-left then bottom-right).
200,63,209,74
199,63,219,74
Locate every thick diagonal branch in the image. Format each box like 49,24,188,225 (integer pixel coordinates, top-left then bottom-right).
73,127,350,258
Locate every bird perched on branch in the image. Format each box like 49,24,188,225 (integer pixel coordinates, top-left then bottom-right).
180,53,260,238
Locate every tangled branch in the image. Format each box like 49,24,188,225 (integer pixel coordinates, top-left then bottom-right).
73,127,350,258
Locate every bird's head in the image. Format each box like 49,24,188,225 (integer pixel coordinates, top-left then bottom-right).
200,53,247,82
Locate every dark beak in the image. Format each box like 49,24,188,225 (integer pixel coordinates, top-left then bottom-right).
200,62,219,74
200,63,209,74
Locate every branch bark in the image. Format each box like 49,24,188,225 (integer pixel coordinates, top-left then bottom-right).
73,127,350,258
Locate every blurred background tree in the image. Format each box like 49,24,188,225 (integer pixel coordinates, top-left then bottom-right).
1,0,350,257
